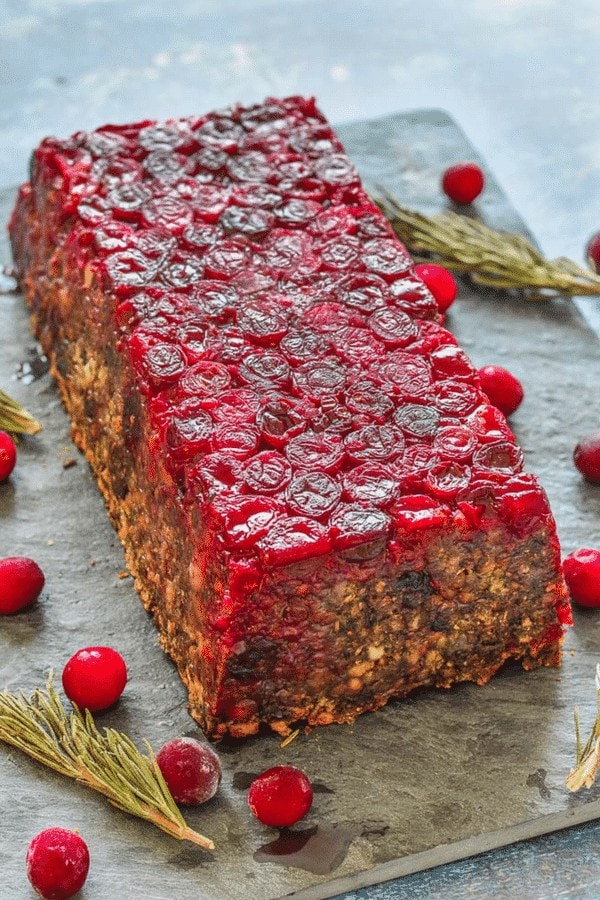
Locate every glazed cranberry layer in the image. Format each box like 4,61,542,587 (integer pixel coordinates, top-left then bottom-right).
35,97,552,566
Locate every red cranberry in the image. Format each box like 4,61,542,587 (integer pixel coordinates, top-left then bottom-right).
586,232,600,273
26,827,90,899
0,556,45,614
248,765,313,828
62,646,127,711
563,548,600,608
0,430,17,481
442,162,485,205
574,431,600,483
156,736,222,806
477,365,524,416
413,263,457,313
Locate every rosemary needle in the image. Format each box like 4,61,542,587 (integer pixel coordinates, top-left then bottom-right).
377,191,600,299
0,674,215,850
0,388,42,435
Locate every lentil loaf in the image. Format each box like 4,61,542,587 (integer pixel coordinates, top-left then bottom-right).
9,95,571,738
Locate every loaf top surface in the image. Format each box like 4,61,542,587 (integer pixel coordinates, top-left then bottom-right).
16,95,559,568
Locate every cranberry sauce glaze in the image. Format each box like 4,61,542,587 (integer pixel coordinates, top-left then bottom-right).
9,96,571,738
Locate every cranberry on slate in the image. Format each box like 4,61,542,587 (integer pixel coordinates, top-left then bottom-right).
413,263,457,313
477,364,524,416
0,556,45,614
574,431,600,482
0,430,17,481
62,646,127,712
26,827,90,899
586,232,600,273
248,765,313,828
563,548,600,608
156,736,222,806
442,162,485,205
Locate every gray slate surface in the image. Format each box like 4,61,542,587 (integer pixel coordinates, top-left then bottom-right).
1,110,600,900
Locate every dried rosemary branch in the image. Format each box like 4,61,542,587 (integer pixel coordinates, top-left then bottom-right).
377,190,600,298
0,388,42,435
0,674,214,850
566,665,600,792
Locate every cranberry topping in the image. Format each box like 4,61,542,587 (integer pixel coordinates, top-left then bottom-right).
391,494,450,532
286,470,342,519
338,272,390,312
343,463,400,507
293,359,346,400
187,453,243,497
213,422,260,459
368,307,418,347
425,461,472,500
204,239,252,279
432,425,478,461
179,360,231,396
258,516,331,567
237,298,288,346
362,238,412,280
243,450,292,495
135,340,187,390
239,350,290,388
286,431,344,473
346,380,394,423
472,440,524,474
166,401,213,452
344,424,404,464
256,396,308,448
373,352,431,399
330,503,391,558
280,327,329,364
495,475,550,535
393,403,440,439
212,494,283,550
142,195,193,233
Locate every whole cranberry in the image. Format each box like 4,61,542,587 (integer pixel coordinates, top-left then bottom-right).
62,646,127,712
156,736,222,805
26,827,90,899
477,364,524,416
442,162,485,205
0,556,45,614
248,764,313,828
414,263,457,313
586,232,600,273
574,431,600,483
563,548,600,608
0,430,17,481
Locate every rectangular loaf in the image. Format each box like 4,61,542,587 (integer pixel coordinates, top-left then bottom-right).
9,96,571,738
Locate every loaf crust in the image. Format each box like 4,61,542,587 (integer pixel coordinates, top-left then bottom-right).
9,96,571,738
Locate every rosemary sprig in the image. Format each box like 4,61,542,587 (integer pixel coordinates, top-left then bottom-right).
0,674,214,850
0,388,42,434
377,191,600,299
566,664,600,792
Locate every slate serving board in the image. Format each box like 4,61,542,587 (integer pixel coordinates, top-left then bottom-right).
2,110,600,900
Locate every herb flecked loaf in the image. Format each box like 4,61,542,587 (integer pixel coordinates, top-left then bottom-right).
9,95,571,738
